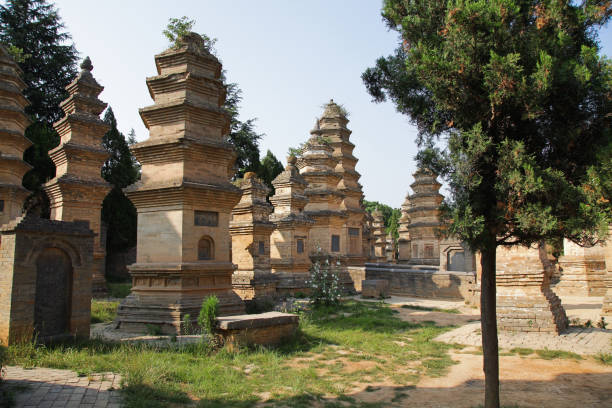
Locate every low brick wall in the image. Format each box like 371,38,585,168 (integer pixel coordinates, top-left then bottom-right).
362,279,390,298
365,263,475,301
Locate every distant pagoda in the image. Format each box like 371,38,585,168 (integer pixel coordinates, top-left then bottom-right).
230,172,276,302
117,33,243,334
372,209,387,263
269,155,314,293
397,193,412,262
316,100,366,264
406,168,444,265
0,45,31,226
43,57,111,293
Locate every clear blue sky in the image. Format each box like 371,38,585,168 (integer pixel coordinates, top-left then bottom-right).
46,1,612,208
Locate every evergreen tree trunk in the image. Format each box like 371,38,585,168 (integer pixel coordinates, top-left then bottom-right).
480,233,499,408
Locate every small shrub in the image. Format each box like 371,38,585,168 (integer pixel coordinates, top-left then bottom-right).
594,352,612,365
596,317,607,329
107,283,131,299
584,319,593,328
145,324,163,336
294,291,307,299
0,344,6,381
198,295,219,336
308,252,342,307
182,314,194,335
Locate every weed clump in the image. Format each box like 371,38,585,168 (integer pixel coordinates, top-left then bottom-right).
198,295,219,336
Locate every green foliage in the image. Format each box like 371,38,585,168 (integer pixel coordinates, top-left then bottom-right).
363,200,401,240
163,16,216,52
107,282,131,299
145,324,163,336
363,0,612,250
256,149,284,195
308,254,342,307
198,295,219,335
0,0,78,123
90,300,119,324
596,317,607,329
182,314,195,335
400,305,460,314
509,347,534,356
101,107,139,252
594,352,612,365
287,135,331,157
535,349,582,361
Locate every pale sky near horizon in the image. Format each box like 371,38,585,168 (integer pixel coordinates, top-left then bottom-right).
28,1,612,208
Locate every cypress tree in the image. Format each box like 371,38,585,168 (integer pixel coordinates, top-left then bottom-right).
101,107,138,253
363,2,611,406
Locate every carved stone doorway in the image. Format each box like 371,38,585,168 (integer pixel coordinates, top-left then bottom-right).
34,247,73,338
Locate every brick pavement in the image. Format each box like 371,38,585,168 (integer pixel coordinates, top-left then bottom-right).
1,366,122,407
435,321,612,354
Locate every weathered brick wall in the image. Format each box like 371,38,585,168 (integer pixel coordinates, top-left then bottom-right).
496,244,568,333
365,263,475,301
0,217,94,345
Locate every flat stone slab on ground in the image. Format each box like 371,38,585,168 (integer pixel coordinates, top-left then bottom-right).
216,311,299,330
1,366,123,408
435,321,612,355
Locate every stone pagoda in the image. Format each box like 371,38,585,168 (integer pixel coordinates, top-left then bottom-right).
397,193,412,262
385,232,395,262
0,45,31,226
297,126,347,255
117,33,243,334
230,172,276,303
406,168,444,265
43,57,110,293
269,155,314,294
362,211,376,260
554,239,607,297
315,100,366,264
372,209,387,263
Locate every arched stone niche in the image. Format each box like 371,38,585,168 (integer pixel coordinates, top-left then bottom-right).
198,236,214,260
0,216,94,345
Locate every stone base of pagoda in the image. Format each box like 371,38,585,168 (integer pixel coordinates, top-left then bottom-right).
232,270,278,304
553,257,607,297
602,269,612,316
116,262,244,334
497,271,568,334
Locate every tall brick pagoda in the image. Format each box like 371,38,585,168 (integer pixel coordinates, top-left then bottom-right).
117,33,243,334
43,57,110,293
397,193,412,262
0,45,31,226
406,168,444,265
269,155,314,293
230,172,276,302
316,100,366,264
297,125,347,255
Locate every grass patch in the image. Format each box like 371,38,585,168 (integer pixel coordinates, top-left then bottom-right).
535,349,582,360
9,300,458,408
91,300,119,324
107,282,131,299
594,352,612,365
510,347,534,356
400,305,460,314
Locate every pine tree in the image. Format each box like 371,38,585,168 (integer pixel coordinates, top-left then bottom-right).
0,0,79,216
363,2,611,406
101,107,138,252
